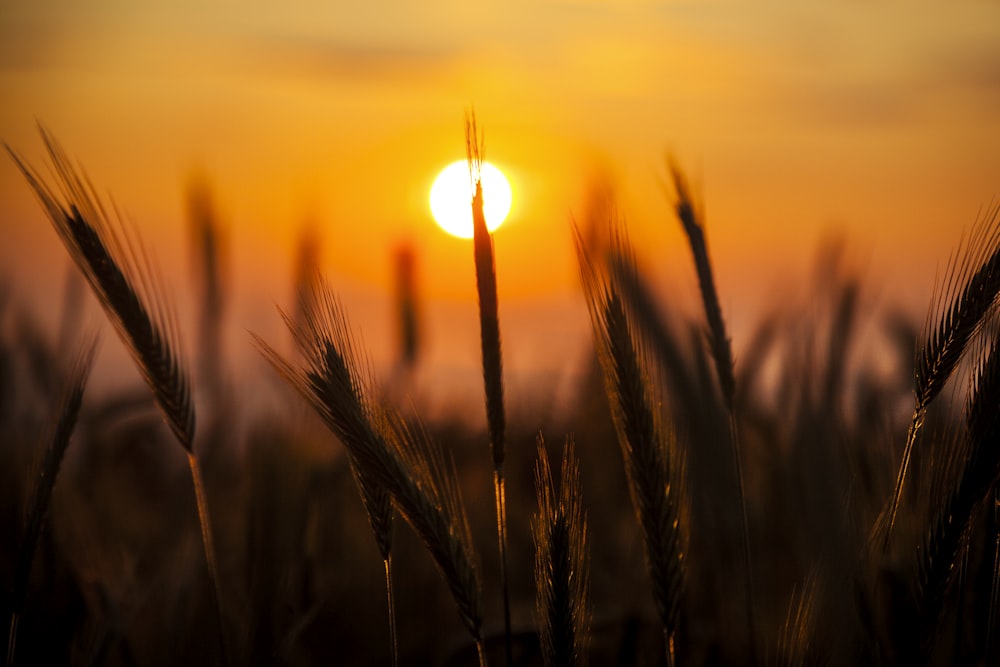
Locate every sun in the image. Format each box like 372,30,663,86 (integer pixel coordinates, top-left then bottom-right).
430,160,512,239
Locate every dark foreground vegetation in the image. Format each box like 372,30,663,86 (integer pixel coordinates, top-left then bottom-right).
2,126,1000,666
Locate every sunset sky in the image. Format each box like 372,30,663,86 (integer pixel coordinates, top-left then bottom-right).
1,1,998,409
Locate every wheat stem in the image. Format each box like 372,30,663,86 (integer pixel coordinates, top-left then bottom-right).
494,469,512,664
385,555,399,667
669,161,757,662
476,639,488,667
577,226,685,657
187,453,229,665
879,416,924,551
467,111,512,665
728,409,756,659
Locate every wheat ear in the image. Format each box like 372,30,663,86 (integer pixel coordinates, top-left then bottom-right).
668,161,756,661
881,204,1000,548
576,225,685,665
466,110,512,665
252,281,484,659
8,130,194,449
533,436,590,667
7,338,96,667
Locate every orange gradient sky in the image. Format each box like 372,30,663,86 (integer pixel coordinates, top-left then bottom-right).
1,1,998,408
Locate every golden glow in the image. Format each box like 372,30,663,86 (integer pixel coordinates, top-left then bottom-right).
429,160,512,239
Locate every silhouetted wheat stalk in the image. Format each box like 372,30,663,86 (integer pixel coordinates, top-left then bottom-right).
295,273,400,662
7,129,229,665
533,437,590,667
259,278,397,665
881,204,1000,549
7,338,96,667
576,226,685,666
252,280,485,664
8,132,194,450
669,161,756,661
912,330,1000,645
466,111,512,664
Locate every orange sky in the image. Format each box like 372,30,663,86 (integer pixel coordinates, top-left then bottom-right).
1,1,998,408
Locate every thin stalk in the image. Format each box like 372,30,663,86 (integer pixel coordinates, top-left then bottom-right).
664,627,676,667
494,469,512,665
467,112,511,665
881,416,924,551
729,410,757,661
476,639,488,667
385,556,399,667
188,453,229,666
670,161,756,662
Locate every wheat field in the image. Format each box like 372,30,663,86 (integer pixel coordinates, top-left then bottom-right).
2,128,1000,667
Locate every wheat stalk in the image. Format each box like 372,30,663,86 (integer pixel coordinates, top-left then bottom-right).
533,436,590,667
576,225,685,665
252,280,485,660
914,330,1000,645
7,129,228,665
263,276,398,663
668,161,756,662
466,111,512,665
880,204,1000,548
7,338,96,667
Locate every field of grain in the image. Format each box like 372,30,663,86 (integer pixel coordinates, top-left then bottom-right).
1,121,999,667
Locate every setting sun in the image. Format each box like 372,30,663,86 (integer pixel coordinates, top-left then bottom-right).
429,160,512,238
